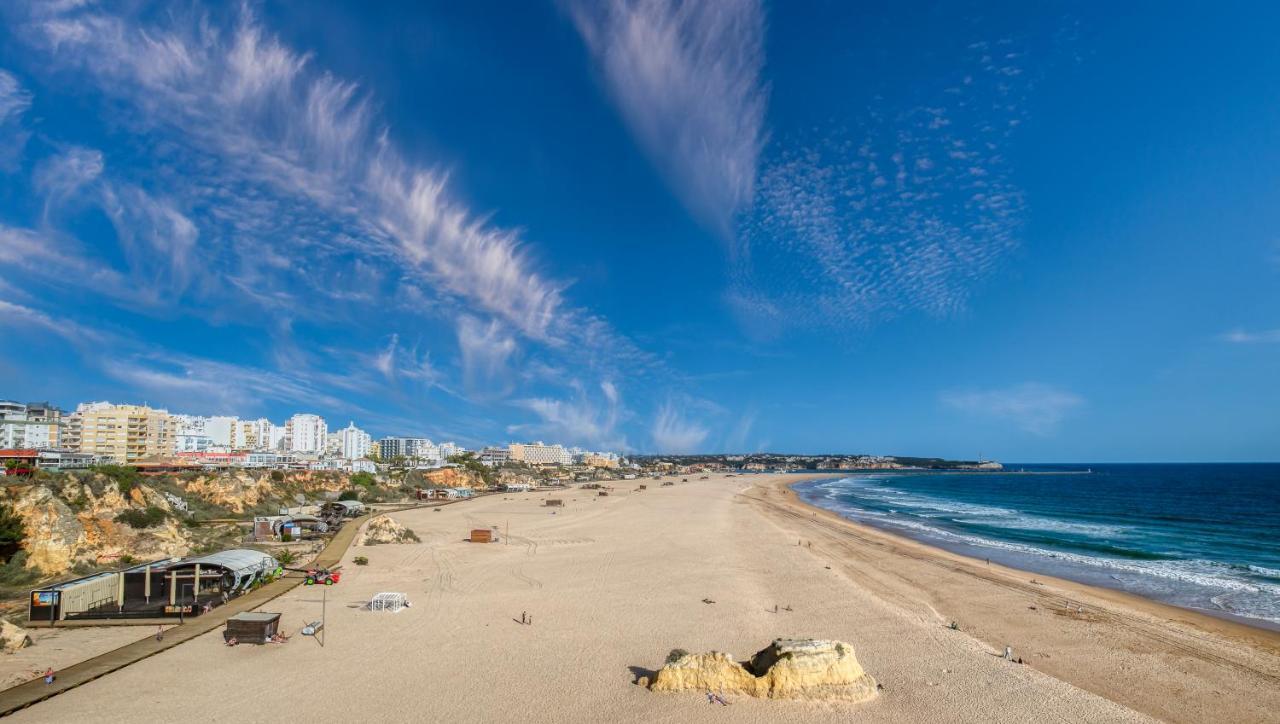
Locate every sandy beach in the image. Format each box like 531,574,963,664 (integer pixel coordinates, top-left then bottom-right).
11,474,1278,723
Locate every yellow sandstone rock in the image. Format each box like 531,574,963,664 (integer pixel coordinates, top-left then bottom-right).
357,516,419,545
651,638,877,702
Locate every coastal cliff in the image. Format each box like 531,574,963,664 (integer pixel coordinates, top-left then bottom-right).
0,468,406,577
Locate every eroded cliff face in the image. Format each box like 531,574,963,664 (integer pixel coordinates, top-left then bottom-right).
1,469,408,578
421,467,486,489
181,472,276,514
6,480,193,575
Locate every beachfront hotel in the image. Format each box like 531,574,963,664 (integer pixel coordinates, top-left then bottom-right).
508,442,574,466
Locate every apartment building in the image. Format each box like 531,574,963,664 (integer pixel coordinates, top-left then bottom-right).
284,413,327,453
65,402,176,463
508,442,573,466
0,401,63,449
339,422,372,460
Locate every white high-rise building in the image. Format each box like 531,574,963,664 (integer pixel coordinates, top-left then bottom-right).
237,418,276,450
439,442,463,461
339,422,372,460
268,424,287,451
173,415,239,448
285,413,327,453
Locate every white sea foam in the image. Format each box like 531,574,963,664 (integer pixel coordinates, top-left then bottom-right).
816,476,1129,537
803,490,1280,623
1248,565,1280,579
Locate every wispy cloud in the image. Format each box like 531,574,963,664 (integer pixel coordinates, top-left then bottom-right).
0,68,32,170
34,145,103,216
941,382,1083,435
0,298,106,345
570,0,767,240
650,400,710,453
511,380,629,450
732,38,1032,335
2,2,660,426
8,3,635,347
456,315,518,398
1221,329,1280,344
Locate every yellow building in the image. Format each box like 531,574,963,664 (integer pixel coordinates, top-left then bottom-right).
66,403,176,464
580,453,619,469
508,442,572,466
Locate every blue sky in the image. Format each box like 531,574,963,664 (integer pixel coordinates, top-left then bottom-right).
0,1,1276,461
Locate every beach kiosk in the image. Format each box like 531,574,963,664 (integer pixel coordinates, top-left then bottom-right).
224,612,282,644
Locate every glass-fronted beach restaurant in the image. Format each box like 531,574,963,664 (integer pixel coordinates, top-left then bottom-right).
28,549,280,623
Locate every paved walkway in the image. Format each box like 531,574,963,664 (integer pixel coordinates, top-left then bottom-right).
0,503,419,717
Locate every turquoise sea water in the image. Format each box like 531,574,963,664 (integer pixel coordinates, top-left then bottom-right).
794,464,1280,628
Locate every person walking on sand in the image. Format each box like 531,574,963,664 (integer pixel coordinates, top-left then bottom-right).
155,626,164,642
43,668,54,685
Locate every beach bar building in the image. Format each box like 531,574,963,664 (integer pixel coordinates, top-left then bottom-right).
29,549,280,622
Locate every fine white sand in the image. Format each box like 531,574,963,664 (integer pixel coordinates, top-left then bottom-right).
11,474,1272,723
0,625,173,691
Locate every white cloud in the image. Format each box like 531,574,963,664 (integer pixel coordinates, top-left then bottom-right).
650,400,709,453
101,352,355,417
456,315,518,397
0,69,31,170
733,38,1030,335
941,383,1084,436
34,146,104,209
0,298,105,344
0,224,132,299
570,0,767,240
1221,329,1280,344
100,184,199,298
513,380,627,450
16,3,573,341
0,69,31,155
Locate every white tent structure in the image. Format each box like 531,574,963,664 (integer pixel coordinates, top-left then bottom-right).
370,592,409,613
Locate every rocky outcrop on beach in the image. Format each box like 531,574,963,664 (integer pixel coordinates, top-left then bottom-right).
0,621,32,654
358,516,420,545
651,638,877,702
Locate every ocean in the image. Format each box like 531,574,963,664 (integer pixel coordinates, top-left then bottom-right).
793,464,1280,629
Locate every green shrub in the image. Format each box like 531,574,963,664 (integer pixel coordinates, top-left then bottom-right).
0,552,41,588
338,489,362,501
114,507,167,529
350,471,376,488
94,465,141,495
276,548,297,565
270,470,285,482
353,556,368,566
0,503,26,562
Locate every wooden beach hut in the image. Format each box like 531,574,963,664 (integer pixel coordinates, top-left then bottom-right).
224,612,282,644
469,529,494,543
